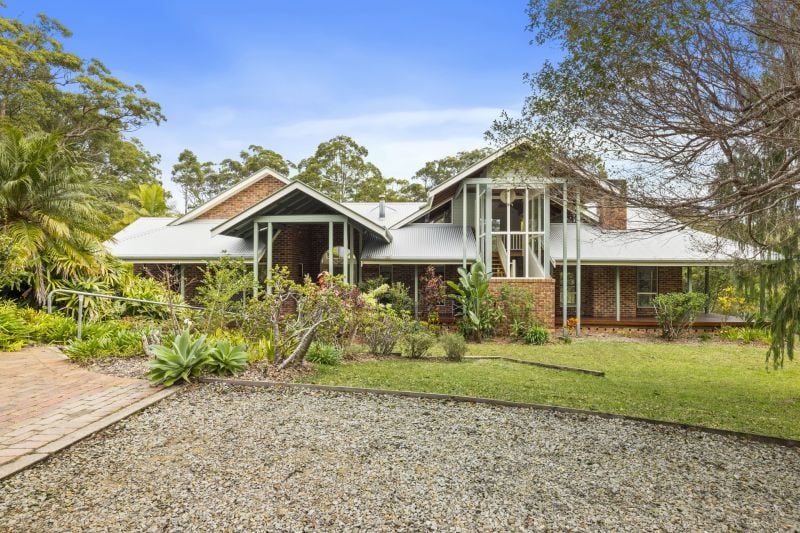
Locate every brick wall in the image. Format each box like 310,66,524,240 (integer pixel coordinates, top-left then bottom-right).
596,179,628,230
489,278,555,329
553,265,684,322
270,226,306,283
197,175,286,219
553,265,594,320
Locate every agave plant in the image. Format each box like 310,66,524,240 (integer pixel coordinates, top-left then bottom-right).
205,339,249,376
145,329,211,386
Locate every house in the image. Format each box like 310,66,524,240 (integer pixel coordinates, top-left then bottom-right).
108,140,741,331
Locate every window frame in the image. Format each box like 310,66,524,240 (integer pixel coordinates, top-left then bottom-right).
560,267,577,307
379,265,393,283
637,267,658,308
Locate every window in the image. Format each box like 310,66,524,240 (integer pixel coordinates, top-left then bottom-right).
637,267,657,308
560,267,576,307
379,265,393,283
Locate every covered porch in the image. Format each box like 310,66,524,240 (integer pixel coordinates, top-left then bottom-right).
561,313,746,330
210,181,392,294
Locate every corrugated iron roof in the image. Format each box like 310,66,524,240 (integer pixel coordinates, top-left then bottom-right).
550,222,741,264
342,202,426,227
106,217,262,262
361,224,478,263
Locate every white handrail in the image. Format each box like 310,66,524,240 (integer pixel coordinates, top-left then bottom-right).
495,236,510,277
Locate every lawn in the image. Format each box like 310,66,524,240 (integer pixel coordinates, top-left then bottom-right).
301,339,800,440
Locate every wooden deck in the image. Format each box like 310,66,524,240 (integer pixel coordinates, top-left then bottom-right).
560,313,745,329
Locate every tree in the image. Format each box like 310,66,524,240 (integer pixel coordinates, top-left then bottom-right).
295,136,383,201
171,145,294,212
127,183,172,217
115,183,173,230
218,144,294,179
0,9,165,202
0,127,113,304
413,148,492,191
494,0,800,366
171,149,207,212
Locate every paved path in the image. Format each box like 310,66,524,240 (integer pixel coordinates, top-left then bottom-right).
0,346,175,479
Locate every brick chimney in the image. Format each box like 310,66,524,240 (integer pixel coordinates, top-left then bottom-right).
597,179,627,230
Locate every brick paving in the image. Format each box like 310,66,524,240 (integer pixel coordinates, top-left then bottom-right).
0,346,174,478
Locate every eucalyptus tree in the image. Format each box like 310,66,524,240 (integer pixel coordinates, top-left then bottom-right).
0,9,165,202
492,0,800,366
171,145,294,211
412,148,492,191
294,136,383,201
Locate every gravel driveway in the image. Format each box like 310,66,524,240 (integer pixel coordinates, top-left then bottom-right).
1,385,799,531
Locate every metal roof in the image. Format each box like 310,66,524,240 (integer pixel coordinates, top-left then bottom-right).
550,220,742,265
361,224,478,264
211,181,391,241
106,217,262,263
342,202,426,227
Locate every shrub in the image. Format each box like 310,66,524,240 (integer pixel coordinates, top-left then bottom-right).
719,326,771,344
146,329,211,386
419,266,447,324
64,328,144,360
497,283,535,334
119,274,176,319
27,311,77,344
521,324,550,345
205,339,249,375
360,278,413,314
195,256,251,333
403,327,437,359
248,333,275,364
50,278,118,321
653,292,707,340
0,301,32,351
363,307,407,355
440,332,467,361
306,342,343,365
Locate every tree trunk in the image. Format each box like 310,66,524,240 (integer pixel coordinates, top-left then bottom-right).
277,324,318,370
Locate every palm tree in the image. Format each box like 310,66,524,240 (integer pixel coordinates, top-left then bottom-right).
0,127,113,304
128,183,171,216
115,182,173,229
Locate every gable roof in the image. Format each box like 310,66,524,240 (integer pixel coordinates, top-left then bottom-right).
210,180,393,241
391,138,618,229
170,166,290,225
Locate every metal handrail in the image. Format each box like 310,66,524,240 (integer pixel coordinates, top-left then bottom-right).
46,289,204,339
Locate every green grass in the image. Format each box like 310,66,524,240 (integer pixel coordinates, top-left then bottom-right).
302,339,800,439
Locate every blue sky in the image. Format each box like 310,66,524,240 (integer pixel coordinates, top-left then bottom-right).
8,1,554,202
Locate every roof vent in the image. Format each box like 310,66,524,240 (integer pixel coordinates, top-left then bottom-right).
378,195,386,221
